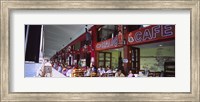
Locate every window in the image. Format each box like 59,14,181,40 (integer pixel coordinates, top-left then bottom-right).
97,25,118,42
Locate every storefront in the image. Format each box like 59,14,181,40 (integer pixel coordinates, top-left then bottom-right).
94,25,175,75
125,25,175,75
94,25,142,75
51,25,175,76
50,26,96,68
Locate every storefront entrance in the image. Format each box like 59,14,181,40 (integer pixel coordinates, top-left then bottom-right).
69,57,72,66
98,52,112,68
131,47,140,73
134,40,175,74
97,48,124,70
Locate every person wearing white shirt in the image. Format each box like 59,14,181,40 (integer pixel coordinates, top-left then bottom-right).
97,66,106,77
57,65,62,73
106,67,112,73
53,63,57,69
85,67,91,77
66,68,73,77
101,68,106,76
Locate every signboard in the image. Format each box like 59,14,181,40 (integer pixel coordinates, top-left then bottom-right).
95,36,122,51
127,25,175,45
123,59,128,63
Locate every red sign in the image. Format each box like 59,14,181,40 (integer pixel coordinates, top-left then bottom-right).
95,36,123,51
127,25,175,45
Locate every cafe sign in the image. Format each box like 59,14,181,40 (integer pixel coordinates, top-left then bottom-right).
127,25,175,45
95,36,122,51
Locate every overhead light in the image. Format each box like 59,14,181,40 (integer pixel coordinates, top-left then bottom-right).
98,28,101,31
143,25,150,27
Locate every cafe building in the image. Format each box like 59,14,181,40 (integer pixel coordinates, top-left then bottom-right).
51,25,175,76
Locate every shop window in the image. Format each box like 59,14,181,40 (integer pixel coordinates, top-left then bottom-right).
98,52,112,68
97,25,118,42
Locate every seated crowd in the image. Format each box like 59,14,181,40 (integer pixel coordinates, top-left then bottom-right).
51,62,163,77
51,62,137,77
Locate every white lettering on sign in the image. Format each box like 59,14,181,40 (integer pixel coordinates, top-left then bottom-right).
96,37,118,50
128,25,174,44
143,29,152,40
162,25,173,37
152,25,160,39
134,31,142,42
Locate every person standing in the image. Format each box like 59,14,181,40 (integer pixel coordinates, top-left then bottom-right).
43,59,52,77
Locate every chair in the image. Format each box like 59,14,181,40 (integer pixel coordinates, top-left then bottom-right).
139,70,145,74
90,72,97,77
164,62,175,77
148,71,154,77
108,73,115,77
154,72,161,77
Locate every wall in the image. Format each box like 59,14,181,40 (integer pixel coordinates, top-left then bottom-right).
111,51,119,69
140,46,175,71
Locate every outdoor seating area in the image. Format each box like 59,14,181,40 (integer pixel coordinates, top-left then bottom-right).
52,63,123,77
51,62,165,77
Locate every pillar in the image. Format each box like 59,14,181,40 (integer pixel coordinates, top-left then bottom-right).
123,45,132,76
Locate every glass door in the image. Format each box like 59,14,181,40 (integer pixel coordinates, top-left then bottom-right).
105,53,111,68
98,52,104,67
131,47,140,74
98,52,112,68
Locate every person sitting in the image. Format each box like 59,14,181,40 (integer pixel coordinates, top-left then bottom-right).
57,64,62,73
84,66,91,77
127,70,134,77
97,66,101,77
91,65,97,73
66,66,73,77
62,67,68,76
55,62,59,70
97,66,104,77
106,67,112,73
97,66,102,73
53,62,57,69
115,69,125,77
101,67,106,77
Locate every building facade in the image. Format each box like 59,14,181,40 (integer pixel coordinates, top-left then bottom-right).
51,25,175,75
